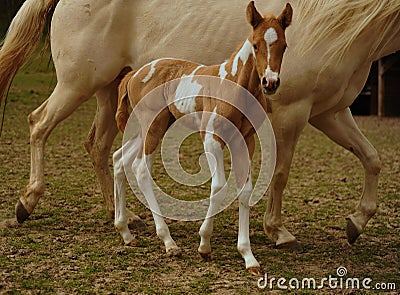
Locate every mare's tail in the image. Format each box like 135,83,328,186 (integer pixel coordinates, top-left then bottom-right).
0,0,59,107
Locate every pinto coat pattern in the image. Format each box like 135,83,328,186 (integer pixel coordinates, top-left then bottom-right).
113,2,292,274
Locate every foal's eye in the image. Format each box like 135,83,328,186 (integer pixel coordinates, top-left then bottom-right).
253,44,258,51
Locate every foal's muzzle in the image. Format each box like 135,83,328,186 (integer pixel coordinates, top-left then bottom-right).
262,76,280,95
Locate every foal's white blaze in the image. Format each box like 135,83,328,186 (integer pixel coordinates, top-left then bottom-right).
264,27,278,45
174,65,205,115
264,27,279,81
232,39,254,77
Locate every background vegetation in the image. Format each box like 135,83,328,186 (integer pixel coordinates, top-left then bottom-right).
0,0,24,36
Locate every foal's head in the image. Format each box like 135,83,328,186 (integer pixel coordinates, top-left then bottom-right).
247,1,292,95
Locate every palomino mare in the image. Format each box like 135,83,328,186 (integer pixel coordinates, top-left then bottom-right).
0,0,399,247
112,2,292,273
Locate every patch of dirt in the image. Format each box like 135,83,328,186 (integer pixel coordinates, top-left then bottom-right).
1,109,399,294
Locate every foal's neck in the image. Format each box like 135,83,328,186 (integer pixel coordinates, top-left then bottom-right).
223,39,261,98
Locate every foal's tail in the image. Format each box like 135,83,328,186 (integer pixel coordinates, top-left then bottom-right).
0,0,59,108
116,70,137,132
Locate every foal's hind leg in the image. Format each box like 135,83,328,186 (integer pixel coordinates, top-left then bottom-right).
16,84,94,223
113,136,142,246
309,108,381,244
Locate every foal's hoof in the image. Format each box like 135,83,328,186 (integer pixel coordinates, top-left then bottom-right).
15,201,30,224
247,267,262,276
199,252,212,262
125,238,139,247
166,247,182,257
128,219,147,230
126,210,147,230
275,239,302,252
346,218,361,245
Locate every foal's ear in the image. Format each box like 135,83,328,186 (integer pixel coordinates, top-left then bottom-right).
277,3,293,30
246,1,263,29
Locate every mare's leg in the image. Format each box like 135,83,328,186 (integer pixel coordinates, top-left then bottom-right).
232,135,260,274
263,102,311,247
84,78,120,219
16,83,95,223
133,110,180,255
309,108,381,244
85,71,142,223
198,134,227,260
113,136,142,245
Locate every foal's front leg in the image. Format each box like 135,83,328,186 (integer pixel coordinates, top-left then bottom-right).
232,136,260,274
198,133,227,260
132,112,180,255
132,152,180,255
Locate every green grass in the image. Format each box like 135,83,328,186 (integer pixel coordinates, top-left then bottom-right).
0,52,399,294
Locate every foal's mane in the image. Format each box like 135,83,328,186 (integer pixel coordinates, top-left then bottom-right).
294,0,400,63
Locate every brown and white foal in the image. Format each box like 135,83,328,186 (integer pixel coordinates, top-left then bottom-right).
113,1,292,273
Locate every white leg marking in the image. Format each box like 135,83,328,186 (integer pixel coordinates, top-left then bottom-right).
198,109,228,256
113,136,142,245
132,152,179,253
237,170,260,269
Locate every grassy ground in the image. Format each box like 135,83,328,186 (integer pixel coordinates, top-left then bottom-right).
0,57,399,294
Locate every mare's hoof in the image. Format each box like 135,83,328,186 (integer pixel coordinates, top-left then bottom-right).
15,201,30,224
166,247,182,257
275,239,302,252
247,267,262,276
199,252,212,261
346,218,361,245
